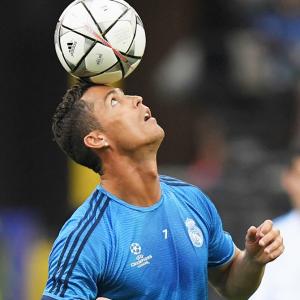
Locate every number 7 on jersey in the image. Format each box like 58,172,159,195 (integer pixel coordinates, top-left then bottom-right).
162,229,168,239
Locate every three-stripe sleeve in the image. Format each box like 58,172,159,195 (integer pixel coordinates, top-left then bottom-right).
42,193,110,300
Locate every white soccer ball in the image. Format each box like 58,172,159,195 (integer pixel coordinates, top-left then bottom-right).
54,0,146,84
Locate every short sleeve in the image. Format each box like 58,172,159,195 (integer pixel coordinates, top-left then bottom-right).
203,194,235,267
42,230,100,300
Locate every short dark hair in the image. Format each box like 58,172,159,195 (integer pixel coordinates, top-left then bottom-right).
52,81,103,174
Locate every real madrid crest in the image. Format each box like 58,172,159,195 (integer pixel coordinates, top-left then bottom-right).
185,218,204,248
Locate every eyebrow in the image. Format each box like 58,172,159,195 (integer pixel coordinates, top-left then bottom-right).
104,88,124,103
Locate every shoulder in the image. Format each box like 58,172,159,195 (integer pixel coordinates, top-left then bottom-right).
56,188,104,237
160,175,202,201
49,188,111,264
45,189,112,295
159,175,216,215
274,210,296,224
273,210,300,234
160,175,198,191
160,174,209,197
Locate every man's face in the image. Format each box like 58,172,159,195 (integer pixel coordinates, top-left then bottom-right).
83,85,165,153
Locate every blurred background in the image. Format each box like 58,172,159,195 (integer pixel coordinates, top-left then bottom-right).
1,0,300,299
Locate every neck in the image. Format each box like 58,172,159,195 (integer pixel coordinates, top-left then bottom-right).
100,151,161,207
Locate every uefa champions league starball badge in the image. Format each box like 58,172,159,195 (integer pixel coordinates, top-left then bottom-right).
185,218,204,248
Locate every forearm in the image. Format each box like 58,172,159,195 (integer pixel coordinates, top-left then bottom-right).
210,221,283,299
219,250,265,299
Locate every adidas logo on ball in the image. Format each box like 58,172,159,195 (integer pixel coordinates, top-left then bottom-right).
67,41,77,57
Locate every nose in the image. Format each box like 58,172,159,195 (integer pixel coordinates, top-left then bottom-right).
132,96,143,107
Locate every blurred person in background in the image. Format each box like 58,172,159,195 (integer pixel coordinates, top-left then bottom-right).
250,154,300,300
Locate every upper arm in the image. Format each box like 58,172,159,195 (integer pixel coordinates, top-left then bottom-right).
198,190,239,291
208,246,241,290
201,192,235,268
42,232,101,300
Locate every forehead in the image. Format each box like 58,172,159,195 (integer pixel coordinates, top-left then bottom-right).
82,85,115,106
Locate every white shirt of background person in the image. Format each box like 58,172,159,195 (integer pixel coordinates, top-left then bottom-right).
250,156,300,300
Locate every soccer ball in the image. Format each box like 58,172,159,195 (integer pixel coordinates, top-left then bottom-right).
54,0,146,84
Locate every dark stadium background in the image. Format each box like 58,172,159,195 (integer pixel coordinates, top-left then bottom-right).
1,0,299,298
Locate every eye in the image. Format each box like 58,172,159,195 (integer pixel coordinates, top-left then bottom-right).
111,98,118,107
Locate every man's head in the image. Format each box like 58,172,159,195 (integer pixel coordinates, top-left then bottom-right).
52,82,104,174
52,82,165,174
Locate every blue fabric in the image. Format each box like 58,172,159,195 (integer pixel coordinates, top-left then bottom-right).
43,176,234,300
41,296,58,300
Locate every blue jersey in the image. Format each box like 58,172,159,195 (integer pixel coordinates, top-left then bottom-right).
42,176,234,300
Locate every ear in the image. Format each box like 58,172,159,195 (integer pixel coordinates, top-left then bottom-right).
84,131,109,150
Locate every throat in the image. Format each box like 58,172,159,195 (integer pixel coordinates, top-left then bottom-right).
101,171,161,207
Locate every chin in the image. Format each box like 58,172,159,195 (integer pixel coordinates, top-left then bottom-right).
158,127,165,141
148,126,165,147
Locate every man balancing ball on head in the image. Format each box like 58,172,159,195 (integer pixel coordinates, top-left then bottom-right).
42,82,284,300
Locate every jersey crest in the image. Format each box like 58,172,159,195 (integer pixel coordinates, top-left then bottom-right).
185,218,204,247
